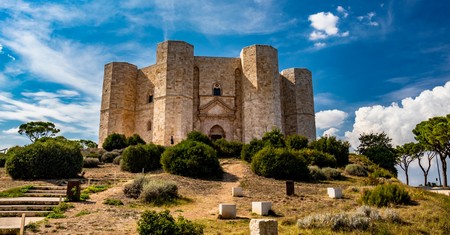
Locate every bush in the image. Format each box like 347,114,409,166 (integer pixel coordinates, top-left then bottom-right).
186,131,213,147
85,152,101,161
360,184,411,207
161,140,222,179
261,129,286,148
321,167,342,180
213,138,243,158
83,158,100,168
0,153,7,167
137,210,203,235
309,136,350,167
251,147,310,181
121,144,162,173
370,168,394,179
345,164,368,177
126,134,146,146
6,138,83,179
112,156,122,165
102,133,127,151
101,151,120,163
308,165,326,181
140,179,178,205
241,138,264,163
124,175,146,199
296,149,336,168
286,134,309,150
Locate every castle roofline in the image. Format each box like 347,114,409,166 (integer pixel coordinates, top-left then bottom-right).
241,44,277,50
158,40,194,47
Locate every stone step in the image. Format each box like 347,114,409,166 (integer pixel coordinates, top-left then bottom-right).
27,189,66,194
23,193,66,198
31,185,66,190
0,217,47,235
0,198,60,206
0,205,56,211
0,211,51,217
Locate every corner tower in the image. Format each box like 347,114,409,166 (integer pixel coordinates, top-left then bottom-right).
281,68,316,141
98,62,138,146
240,45,283,143
153,41,195,145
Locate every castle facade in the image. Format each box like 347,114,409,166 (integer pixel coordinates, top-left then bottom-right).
99,41,316,146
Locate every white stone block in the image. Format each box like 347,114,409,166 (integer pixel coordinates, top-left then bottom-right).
252,201,272,216
327,187,342,199
232,187,243,197
250,219,278,235
219,203,236,219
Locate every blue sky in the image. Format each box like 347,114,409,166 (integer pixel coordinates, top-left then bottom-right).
0,0,449,185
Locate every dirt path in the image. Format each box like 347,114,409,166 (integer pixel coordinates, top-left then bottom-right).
174,159,247,220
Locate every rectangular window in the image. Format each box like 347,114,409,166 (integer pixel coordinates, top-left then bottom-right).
148,95,154,103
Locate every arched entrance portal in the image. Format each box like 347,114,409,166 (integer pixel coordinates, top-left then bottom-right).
209,125,225,141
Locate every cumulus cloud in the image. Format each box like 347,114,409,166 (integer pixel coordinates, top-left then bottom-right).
337,6,349,18
323,127,340,137
345,81,450,148
308,12,339,40
316,109,349,130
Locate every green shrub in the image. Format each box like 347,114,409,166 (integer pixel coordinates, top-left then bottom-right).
140,179,178,205
321,167,341,180
309,136,350,167
127,134,146,146
83,158,100,168
121,144,162,173
251,147,310,181
85,152,101,161
161,140,222,179
213,138,243,158
186,131,213,146
0,153,7,167
296,149,336,168
112,156,122,165
370,167,394,179
241,138,264,163
6,138,82,179
286,134,309,150
101,151,120,163
262,129,286,148
124,175,146,199
137,210,203,235
102,133,127,151
345,164,368,177
308,165,326,181
360,184,411,207
103,198,123,206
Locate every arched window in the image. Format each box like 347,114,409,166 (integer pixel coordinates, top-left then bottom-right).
213,83,221,96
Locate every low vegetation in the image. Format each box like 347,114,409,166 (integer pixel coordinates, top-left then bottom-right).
137,210,204,235
360,184,411,207
120,143,163,173
124,175,179,205
0,185,32,197
103,198,124,206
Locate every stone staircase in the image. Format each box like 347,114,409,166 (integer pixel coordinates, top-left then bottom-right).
0,185,66,234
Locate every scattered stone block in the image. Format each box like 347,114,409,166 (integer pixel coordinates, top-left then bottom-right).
249,219,278,235
327,187,342,199
252,201,272,216
232,187,243,197
286,181,294,196
219,203,236,219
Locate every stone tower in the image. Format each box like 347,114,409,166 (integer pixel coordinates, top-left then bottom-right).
98,40,316,146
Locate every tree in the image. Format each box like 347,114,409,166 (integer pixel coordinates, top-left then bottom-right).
413,114,450,187
357,132,397,175
396,142,422,185
77,139,98,149
102,133,127,151
309,136,350,167
417,149,436,186
18,121,60,142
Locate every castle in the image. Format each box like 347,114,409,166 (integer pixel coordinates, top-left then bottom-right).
99,40,316,146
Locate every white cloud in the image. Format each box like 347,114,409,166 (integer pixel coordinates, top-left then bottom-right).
336,6,348,18
323,127,340,137
316,109,348,130
345,81,450,148
341,31,350,37
308,12,339,36
314,42,326,48
2,127,19,135
309,31,327,41
358,12,379,27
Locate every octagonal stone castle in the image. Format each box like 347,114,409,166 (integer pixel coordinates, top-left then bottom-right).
99,40,315,146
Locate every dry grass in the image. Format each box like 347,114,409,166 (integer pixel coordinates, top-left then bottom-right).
0,159,449,234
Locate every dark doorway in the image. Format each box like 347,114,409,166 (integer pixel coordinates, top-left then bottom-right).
209,125,225,140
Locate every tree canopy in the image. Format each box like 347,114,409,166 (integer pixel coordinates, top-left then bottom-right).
18,121,60,142
357,132,397,175
396,142,422,185
413,114,450,187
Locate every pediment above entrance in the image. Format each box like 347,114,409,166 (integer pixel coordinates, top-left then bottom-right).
199,98,235,118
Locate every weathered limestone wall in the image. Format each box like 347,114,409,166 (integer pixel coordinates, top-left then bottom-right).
158,41,195,145
194,57,241,140
241,45,282,143
281,68,316,141
98,62,137,146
